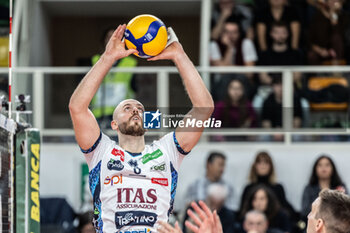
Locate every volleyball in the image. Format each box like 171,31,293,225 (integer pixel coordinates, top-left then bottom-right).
124,14,168,58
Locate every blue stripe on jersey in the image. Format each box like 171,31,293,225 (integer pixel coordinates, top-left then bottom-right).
125,20,164,58
173,132,190,155
89,161,103,232
167,162,178,216
81,132,102,154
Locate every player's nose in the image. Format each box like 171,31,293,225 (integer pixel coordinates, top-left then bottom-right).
132,106,139,114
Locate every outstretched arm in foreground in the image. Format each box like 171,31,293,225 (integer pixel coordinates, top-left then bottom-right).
69,24,137,150
157,201,223,233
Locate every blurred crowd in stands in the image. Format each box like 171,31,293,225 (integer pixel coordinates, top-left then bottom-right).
210,0,350,66
210,0,350,133
182,151,348,233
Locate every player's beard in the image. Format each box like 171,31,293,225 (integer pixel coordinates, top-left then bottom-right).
118,116,146,137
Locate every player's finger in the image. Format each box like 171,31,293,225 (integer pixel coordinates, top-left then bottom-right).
112,25,122,39
175,221,182,232
214,211,223,232
126,49,138,56
187,209,202,227
185,220,199,233
113,24,123,40
116,24,126,41
191,201,207,221
157,227,167,233
158,221,174,232
147,55,161,61
198,200,213,218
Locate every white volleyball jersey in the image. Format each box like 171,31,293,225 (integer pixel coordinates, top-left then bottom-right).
82,132,187,233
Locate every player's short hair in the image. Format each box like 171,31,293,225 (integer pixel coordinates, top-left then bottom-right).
316,189,350,233
207,152,226,165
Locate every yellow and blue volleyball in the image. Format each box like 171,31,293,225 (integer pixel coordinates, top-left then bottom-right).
124,15,168,58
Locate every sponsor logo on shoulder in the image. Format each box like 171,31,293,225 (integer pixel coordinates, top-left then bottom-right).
111,148,125,162
142,149,163,164
115,211,157,230
150,162,166,172
107,159,124,171
151,178,168,186
104,175,122,186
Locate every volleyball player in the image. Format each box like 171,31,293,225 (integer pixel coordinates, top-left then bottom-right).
306,189,350,233
69,24,214,233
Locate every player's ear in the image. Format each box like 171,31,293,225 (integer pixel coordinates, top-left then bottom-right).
111,120,118,131
316,218,324,232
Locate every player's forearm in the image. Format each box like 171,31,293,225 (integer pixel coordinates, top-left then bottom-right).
69,54,115,112
174,52,214,114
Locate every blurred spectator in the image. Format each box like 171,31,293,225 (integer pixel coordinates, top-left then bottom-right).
90,28,137,128
258,22,303,66
307,0,350,65
261,76,303,128
239,185,291,233
211,19,258,66
185,152,235,211
213,78,257,128
211,0,254,40
256,0,301,51
76,211,94,233
242,210,284,233
301,155,348,221
258,22,304,91
210,19,258,103
183,183,236,233
206,184,236,233
239,151,297,223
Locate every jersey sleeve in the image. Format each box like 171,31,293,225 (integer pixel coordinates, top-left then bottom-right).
81,132,113,171
155,132,189,171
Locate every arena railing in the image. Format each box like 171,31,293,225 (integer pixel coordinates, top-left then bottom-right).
0,65,350,144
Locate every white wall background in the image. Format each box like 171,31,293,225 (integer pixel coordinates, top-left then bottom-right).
40,142,350,213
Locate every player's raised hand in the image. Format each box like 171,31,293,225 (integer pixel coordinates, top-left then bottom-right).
103,24,138,61
147,27,185,62
147,41,185,62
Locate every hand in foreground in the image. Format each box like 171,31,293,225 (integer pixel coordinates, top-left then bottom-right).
185,201,223,233
103,24,137,61
158,221,183,233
